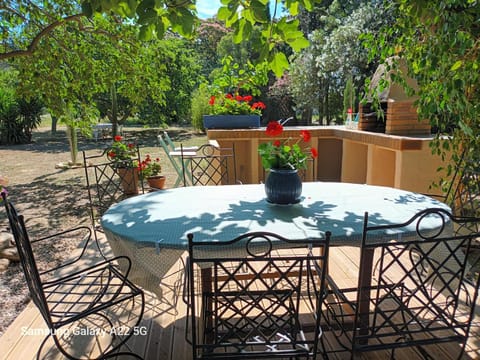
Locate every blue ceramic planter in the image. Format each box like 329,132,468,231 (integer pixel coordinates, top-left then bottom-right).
264,168,302,205
203,115,261,129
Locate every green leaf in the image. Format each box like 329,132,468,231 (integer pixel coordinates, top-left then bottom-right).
116,0,137,17
171,8,195,36
458,121,474,137
288,2,299,16
234,19,252,44
217,6,230,21
288,36,309,52
249,0,269,23
270,52,289,78
81,2,94,16
450,60,463,71
137,8,157,25
139,24,154,40
217,3,239,26
155,18,166,38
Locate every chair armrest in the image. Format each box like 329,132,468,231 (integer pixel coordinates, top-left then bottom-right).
42,255,133,287
32,226,93,276
32,225,92,246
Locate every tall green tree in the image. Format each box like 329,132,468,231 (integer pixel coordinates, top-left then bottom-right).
1,0,321,76
12,13,173,163
363,0,480,185
193,19,229,79
290,1,392,124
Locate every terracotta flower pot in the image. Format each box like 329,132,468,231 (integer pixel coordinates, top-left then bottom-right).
117,167,139,195
147,175,166,190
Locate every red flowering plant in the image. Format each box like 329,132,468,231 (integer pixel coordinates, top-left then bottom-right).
107,135,138,166
208,93,266,115
258,121,318,170
137,154,162,180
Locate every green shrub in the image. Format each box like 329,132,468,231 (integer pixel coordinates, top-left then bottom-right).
0,68,43,144
190,84,210,131
0,98,43,145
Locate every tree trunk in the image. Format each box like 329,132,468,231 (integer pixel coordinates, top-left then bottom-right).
301,108,313,125
51,115,57,134
111,84,119,137
66,125,78,165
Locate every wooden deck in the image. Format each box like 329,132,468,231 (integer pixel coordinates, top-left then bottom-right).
1,239,479,360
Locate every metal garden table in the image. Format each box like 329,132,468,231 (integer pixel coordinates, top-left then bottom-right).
101,182,450,298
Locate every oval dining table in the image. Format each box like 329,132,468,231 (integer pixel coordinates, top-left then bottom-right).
100,182,450,299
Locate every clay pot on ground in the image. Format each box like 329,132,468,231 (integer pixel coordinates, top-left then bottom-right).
147,175,166,190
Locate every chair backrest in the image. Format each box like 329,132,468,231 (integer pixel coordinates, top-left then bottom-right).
355,208,480,354
83,143,143,225
187,231,330,358
1,193,52,326
157,133,185,184
182,143,237,186
162,130,176,151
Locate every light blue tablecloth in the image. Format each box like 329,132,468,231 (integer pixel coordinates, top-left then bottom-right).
101,182,450,296
102,182,449,246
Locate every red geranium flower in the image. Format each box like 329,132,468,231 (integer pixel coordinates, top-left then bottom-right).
258,122,318,170
207,92,266,116
138,154,162,179
300,130,311,142
252,101,266,110
266,121,284,137
108,135,138,164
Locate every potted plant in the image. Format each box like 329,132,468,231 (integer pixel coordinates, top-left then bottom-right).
138,154,165,189
258,121,318,204
203,93,266,129
107,135,139,195
202,56,268,129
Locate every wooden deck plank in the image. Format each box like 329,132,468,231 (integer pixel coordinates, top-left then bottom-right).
1,245,479,360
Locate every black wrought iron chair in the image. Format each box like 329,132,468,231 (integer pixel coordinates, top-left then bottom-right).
181,143,237,186
428,150,480,273
2,192,145,359
83,142,144,233
322,208,480,359
183,231,331,359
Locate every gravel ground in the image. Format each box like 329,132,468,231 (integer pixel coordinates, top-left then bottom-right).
0,125,204,336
